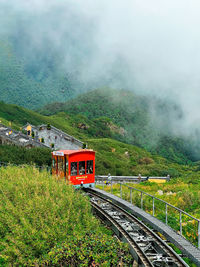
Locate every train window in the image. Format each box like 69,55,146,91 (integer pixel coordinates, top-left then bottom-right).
86,160,93,174
58,157,64,171
71,162,77,176
52,158,56,169
79,161,85,175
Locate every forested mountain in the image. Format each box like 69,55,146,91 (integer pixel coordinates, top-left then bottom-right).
0,41,75,109
1,1,200,168
41,88,200,164
0,35,199,165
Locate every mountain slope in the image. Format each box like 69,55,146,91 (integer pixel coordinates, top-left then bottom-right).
0,102,192,177
0,41,75,109
41,88,197,163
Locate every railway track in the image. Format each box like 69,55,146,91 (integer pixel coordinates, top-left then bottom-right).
85,188,189,267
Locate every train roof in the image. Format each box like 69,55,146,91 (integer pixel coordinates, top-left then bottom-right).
52,149,95,156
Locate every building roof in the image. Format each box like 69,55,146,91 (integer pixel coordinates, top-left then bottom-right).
52,149,95,156
0,123,48,148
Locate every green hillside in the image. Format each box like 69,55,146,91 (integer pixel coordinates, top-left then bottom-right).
41,88,197,164
0,35,198,164
0,41,75,109
0,101,120,141
87,138,193,177
1,101,194,177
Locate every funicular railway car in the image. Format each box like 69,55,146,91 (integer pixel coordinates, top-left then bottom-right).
52,149,95,187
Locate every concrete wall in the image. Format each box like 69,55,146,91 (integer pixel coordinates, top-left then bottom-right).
23,124,83,150
36,128,82,150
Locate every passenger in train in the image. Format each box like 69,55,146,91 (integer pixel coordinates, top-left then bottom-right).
86,161,93,174
80,166,85,175
71,163,77,176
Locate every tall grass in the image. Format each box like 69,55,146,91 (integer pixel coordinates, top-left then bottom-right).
0,166,132,266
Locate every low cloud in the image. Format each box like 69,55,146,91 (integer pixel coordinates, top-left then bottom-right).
1,0,200,137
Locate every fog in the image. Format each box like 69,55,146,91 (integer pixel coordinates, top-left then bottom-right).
1,0,200,137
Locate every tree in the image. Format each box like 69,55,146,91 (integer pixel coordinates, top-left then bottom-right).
47,123,51,130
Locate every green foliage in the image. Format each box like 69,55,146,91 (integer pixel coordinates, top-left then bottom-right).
51,143,54,148
41,88,200,163
82,143,87,149
40,233,132,266
0,145,51,166
0,166,132,266
0,102,195,177
31,130,35,138
47,123,51,130
0,102,115,141
0,41,75,109
151,136,195,164
87,138,187,177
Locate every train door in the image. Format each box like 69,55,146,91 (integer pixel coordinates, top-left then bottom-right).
57,156,65,178
56,156,58,175
64,156,69,181
52,156,57,175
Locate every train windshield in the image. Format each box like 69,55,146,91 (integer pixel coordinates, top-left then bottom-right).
71,162,77,176
86,160,93,174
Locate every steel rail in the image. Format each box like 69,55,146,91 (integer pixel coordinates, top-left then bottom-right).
86,188,189,267
98,182,200,248
91,200,153,267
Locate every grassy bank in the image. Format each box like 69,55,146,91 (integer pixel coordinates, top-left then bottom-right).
0,166,132,266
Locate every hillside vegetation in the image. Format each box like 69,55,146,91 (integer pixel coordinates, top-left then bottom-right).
87,138,194,177
0,41,75,109
41,88,199,164
0,101,118,141
0,166,132,266
0,101,198,177
0,145,51,166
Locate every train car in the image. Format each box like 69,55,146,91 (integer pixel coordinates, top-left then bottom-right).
52,149,95,188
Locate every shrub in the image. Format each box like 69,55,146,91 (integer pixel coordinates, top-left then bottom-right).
116,168,123,176
82,143,87,149
51,143,55,148
47,123,51,130
138,157,154,165
0,144,51,166
0,166,132,265
163,168,180,178
40,233,132,266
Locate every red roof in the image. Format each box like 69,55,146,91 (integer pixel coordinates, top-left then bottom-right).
52,149,95,156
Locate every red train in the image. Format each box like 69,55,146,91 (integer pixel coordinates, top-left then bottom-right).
52,149,95,188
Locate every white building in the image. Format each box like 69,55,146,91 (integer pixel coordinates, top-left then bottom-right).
23,123,83,150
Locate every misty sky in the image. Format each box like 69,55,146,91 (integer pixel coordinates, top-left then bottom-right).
1,0,200,133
